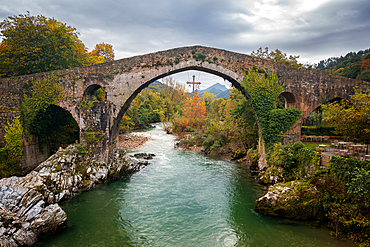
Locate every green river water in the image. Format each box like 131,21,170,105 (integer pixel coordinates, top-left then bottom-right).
39,124,352,247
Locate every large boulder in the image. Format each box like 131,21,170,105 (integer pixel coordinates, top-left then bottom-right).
255,180,321,220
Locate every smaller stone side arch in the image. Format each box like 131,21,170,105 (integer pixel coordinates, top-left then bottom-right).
280,92,297,108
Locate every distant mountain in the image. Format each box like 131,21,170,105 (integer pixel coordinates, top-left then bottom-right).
148,80,164,90
202,83,228,92
215,89,231,99
198,83,230,99
149,81,231,99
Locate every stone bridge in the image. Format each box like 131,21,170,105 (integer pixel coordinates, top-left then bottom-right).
0,45,368,171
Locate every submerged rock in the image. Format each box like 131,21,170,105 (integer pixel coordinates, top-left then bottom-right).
0,145,147,246
133,153,156,160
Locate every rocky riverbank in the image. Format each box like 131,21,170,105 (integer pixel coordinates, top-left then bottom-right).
0,144,149,246
118,133,151,149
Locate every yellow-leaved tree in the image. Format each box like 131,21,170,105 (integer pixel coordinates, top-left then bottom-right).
89,42,115,62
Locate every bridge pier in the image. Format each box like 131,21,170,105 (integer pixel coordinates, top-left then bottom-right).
78,101,117,163
282,118,302,144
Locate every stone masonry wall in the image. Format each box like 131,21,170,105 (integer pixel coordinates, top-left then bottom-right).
0,94,20,147
20,134,49,175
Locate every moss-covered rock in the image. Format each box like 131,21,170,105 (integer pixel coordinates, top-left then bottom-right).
255,180,321,220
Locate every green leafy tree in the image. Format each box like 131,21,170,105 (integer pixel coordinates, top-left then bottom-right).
0,116,24,177
357,70,370,82
347,168,370,200
229,89,258,150
92,87,106,101
0,13,106,77
208,97,227,119
161,77,188,114
322,88,370,143
122,88,174,131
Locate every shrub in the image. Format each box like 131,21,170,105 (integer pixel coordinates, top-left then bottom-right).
202,134,216,151
4,116,23,162
210,140,222,151
267,142,319,181
232,148,245,159
330,156,370,199
301,125,336,136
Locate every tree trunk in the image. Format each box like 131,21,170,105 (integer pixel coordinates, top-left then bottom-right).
257,128,268,170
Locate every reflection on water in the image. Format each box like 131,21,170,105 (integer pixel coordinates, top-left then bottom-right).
40,124,351,247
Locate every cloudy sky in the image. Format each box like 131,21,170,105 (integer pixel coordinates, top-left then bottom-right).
1,0,369,90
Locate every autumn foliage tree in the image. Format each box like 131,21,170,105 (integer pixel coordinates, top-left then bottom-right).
322,88,370,144
89,42,115,62
0,13,113,77
361,59,370,70
182,93,206,130
315,49,370,82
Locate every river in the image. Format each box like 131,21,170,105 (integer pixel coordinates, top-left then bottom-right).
40,124,351,246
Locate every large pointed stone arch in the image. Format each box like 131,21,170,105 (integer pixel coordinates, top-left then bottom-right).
109,65,244,148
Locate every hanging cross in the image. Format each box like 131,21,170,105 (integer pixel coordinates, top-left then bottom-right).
186,75,201,93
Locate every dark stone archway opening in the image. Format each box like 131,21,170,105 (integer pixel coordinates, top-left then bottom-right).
43,105,80,154
301,97,344,137
280,92,297,108
83,84,107,101
302,97,343,126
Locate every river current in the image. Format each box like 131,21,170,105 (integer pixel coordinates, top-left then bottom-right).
40,124,351,247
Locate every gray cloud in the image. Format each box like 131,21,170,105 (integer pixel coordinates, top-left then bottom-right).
1,0,369,86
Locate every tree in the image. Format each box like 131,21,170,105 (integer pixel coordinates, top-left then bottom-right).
0,116,23,177
360,58,370,70
4,116,23,163
251,47,311,69
201,91,216,114
208,97,226,119
162,77,188,105
229,89,258,150
89,42,115,62
183,93,206,129
0,13,105,77
314,49,370,82
322,88,370,144
357,70,370,82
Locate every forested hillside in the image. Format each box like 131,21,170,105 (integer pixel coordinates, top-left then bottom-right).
314,48,370,82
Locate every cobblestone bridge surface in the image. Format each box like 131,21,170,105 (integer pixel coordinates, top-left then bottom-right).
0,45,368,171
